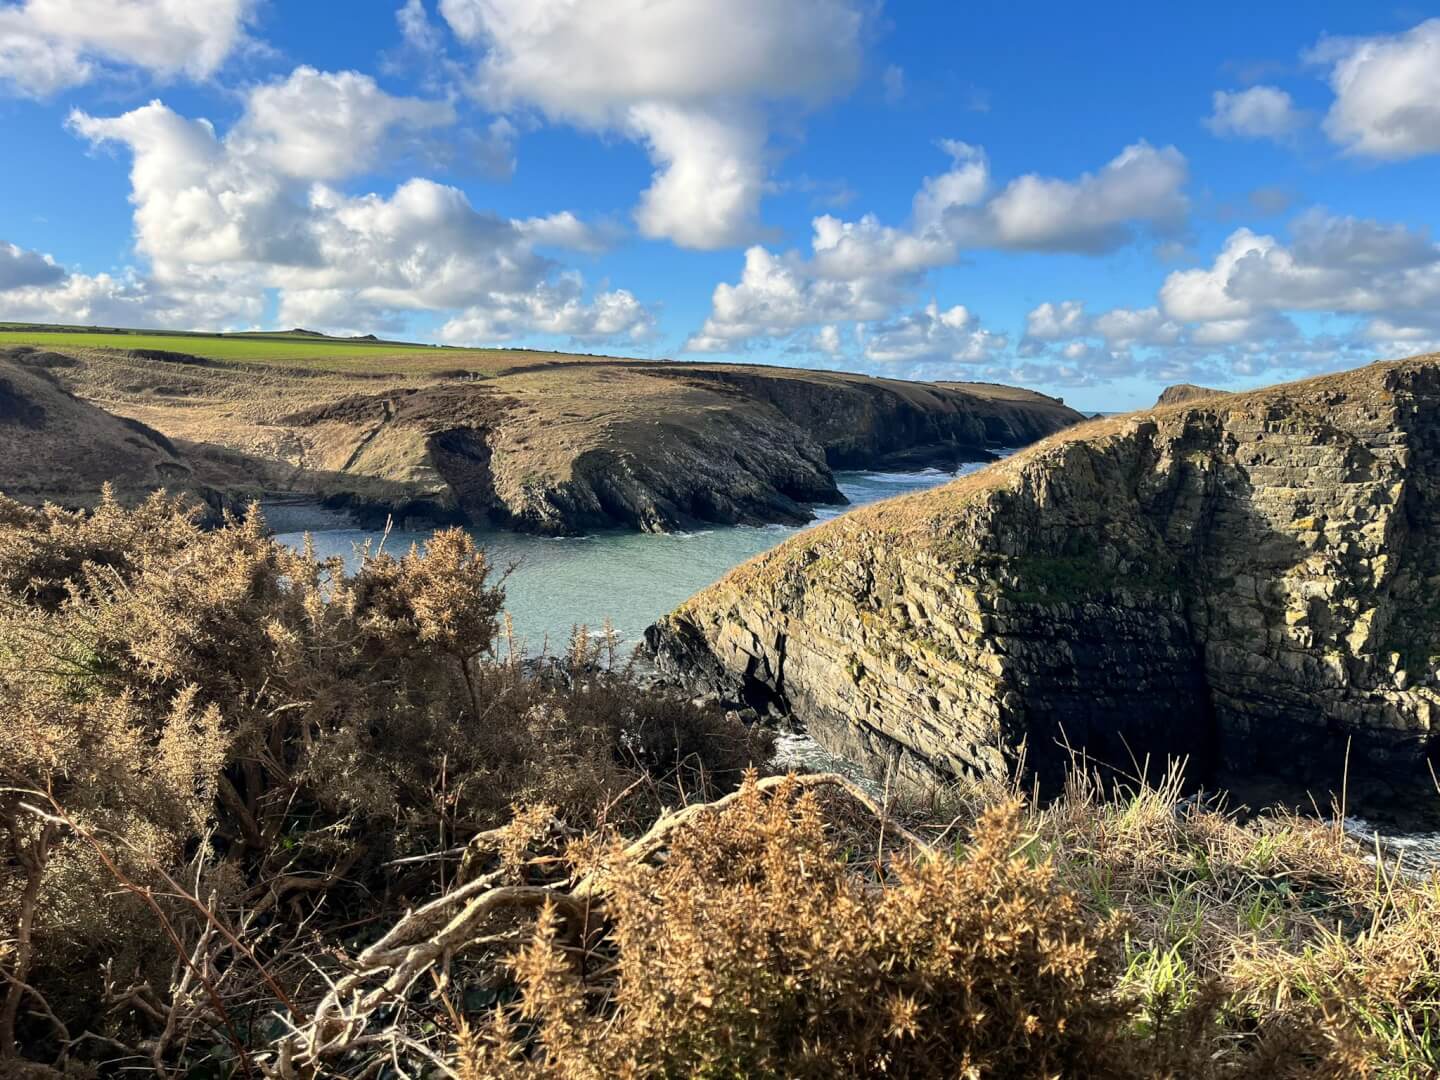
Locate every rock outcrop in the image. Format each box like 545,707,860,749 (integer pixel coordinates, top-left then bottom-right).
646,357,1440,807
0,348,218,511
47,345,1081,535
1156,383,1229,406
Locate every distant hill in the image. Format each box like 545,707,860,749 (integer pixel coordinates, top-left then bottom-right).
1156,383,1229,406
0,325,1085,534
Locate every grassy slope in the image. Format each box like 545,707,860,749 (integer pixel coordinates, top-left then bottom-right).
1,323,1082,528
0,326,640,375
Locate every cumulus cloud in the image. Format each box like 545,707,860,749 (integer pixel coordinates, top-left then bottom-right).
1090,306,1181,346
1161,211,1440,327
228,66,456,181
975,142,1188,253
1009,208,1440,389
1024,300,1088,342
0,267,263,329
438,274,653,344
1205,86,1305,140
0,0,256,96
436,0,866,249
1314,19,1440,159
861,301,1005,364
0,241,66,290
690,140,1190,356
62,69,654,341
685,245,893,352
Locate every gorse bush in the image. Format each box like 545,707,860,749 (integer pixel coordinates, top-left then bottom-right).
463,783,1137,1079
0,491,768,1068
0,491,1435,1078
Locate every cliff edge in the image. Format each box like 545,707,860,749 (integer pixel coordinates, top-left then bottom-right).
646,356,1440,806
39,346,1083,535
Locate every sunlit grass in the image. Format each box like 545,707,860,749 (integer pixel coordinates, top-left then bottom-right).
0,326,634,375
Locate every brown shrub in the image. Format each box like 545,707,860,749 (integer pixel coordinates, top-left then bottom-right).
0,491,769,1067
459,778,1138,1079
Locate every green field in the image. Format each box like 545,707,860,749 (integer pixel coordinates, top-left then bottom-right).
0,324,636,375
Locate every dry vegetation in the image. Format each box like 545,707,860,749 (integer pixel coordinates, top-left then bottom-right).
1,495,1436,1078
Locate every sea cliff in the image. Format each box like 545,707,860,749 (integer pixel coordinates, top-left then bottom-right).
646,357,1440,806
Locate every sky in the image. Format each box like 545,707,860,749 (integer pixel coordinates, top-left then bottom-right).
2,2,1440,410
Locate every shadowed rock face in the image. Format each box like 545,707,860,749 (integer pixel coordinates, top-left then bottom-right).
0,349,218,511
646,357,1440,809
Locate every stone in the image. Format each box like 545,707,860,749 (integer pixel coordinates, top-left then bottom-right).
646,356,1440,805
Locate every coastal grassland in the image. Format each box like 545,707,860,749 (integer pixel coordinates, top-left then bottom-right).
0,326,636,375
1,495,1434,1078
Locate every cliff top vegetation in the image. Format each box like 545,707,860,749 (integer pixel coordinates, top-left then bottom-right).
0,493,1434,1077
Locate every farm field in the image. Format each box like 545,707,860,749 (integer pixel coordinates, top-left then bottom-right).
0,324,639,375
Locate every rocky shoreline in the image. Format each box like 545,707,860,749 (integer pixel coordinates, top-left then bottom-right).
2,345,1083,536
645,356,1440,817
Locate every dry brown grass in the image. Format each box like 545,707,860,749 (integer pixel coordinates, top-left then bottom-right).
1,494,1434,1078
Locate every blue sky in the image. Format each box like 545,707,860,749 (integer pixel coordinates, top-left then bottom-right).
2,2,1440,410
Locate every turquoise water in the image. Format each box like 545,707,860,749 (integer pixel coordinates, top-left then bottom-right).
270,466,979,656
269,460,1440,867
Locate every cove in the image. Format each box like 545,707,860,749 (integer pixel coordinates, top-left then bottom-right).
269,466,978,656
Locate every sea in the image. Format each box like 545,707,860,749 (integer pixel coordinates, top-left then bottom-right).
267,465,975,655
266,460,1440,869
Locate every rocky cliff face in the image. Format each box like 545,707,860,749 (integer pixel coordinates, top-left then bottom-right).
37,343,1082,536
0,348,220,512
265,365,1083,535
646,357,1440,806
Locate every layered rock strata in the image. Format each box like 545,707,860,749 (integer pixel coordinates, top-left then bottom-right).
646,358,1440,804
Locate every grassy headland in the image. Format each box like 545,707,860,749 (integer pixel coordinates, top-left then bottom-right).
0,322,1082,534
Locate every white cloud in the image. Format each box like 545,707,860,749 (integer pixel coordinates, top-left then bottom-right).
814,324,842,355
1024,300,1088,341
685,245,892,352
809,211,955,283
862,301,1005,364
977,142,1188,253
1205,86,1305,140
1315,19,1440,160
396,0,444,54
514,211,615,253
228,66,456,181
436,0,866,249
0,0,256,96
1090,306,1181,346
438,274,653,344
1161,212,1440,326
1160,228,1274,322
0,267,262,329
0,240,66,290
62,70,655,342
628,103,769,249
991,209,1440,388
690,140,1191,355
910,140,990,232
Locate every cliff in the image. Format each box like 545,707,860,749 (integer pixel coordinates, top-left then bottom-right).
646,356,1440,807
0,348,218,511
1156,383,1229,406
35,345,1082,535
